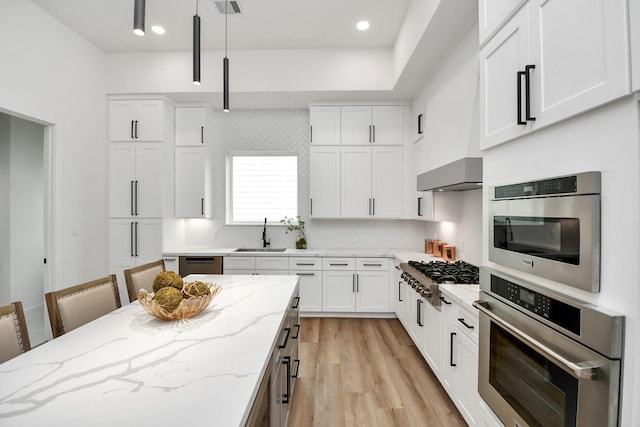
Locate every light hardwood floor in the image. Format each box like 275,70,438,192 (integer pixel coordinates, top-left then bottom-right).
288,317,467,427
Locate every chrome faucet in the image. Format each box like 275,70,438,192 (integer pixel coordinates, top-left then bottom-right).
262,218,270,248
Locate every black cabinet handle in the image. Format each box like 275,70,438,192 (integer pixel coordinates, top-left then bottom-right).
296,272,315,276
292,296,300,309
439,296,452,305
458,318,475,329
372,125,376,142
296,262,315,266
310,198,313,216
201,198,204,216
130,221,134,257
368,125,372,143
130,181,135,216
134,120,139,138
282,356,291,404
417,300,423,327
200,126,204,144
372,198,375,216
368,198,372,215
525,64,536,121
417,197,422,216
292,359,300,378
517,70,526,125
450,332,457,367
279,327,291,349
292,324,300,339
417,114,423,134
352,274,356,293
398,281,403,302
330,263,348,267
363,263,382,267
356,273,359,292
130,120,135,139
134,221,139,257
310,125,313,143
134,181,139,215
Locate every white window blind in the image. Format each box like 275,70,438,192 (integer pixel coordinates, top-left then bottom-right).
229,154,298,223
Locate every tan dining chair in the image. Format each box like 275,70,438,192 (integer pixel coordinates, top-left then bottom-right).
124,259,166,303
45,274,122,338
0,301,31,363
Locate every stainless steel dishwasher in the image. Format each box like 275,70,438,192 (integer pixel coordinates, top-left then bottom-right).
178,256,223,277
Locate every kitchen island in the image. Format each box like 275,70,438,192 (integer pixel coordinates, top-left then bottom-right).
0,274,299,427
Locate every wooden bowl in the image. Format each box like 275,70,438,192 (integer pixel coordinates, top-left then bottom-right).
138,283,221,320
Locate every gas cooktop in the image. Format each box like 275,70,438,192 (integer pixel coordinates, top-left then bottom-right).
407,260,479,284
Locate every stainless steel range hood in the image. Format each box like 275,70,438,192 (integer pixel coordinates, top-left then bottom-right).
417,157,483,191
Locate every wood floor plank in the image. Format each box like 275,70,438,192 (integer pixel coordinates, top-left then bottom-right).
289,318,467,427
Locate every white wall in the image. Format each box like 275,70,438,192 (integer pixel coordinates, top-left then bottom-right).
0,114,9,304
0,0,109,293
482,96,640,426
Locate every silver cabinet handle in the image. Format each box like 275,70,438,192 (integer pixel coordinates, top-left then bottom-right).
372,198,375,215
310,125,313,143
296,263,315,266
372,124,375,142
296,272,315,276
352,274,356,293
356,273,359,292
474,300,599,380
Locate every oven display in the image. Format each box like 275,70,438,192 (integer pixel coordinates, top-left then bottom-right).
520,288,535,306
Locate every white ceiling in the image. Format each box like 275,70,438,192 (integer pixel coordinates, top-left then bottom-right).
30,0,412,53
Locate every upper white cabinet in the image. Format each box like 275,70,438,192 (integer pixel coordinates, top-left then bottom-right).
175,146,205,218
411,91,426,143
109,142,163,218
175,107,206,146
310,106,341,145
109,100,165,142
341,106,403,145
480,0,630,149
478,0,526,46
310,146,341,218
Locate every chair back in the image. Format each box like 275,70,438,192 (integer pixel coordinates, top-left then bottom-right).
0,301,31,363
45,275,121,338
124,260,166,303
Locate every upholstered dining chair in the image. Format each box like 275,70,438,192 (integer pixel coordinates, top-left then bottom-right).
123,259,166,303
45,274,122,338
0,301,31,364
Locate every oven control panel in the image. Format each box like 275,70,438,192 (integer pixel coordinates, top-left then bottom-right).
490,275,580,335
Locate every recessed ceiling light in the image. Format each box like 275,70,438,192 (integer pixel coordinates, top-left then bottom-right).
356,21,370,31
151,25,165,35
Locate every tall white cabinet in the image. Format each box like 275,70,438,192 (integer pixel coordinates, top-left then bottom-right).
108,97,173,303
309,104,404,219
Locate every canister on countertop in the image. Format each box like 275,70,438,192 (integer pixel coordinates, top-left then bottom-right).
425,239,434,254
443,245,456,262
434,241,446,258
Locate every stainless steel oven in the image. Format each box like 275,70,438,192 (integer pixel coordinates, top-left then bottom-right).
489,171,601,292
475,268,624,427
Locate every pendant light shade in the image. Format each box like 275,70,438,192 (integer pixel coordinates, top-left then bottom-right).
133,0,145,36
223,57,229,112
193,14,201,85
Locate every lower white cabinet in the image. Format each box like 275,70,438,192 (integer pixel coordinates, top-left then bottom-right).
422,300,442,379
162,256,178,273
322,258,389,312
477,400,504,427
289,257,323,312
223,256,288,275
322,270,356,312
109,218,163,302
407,288,426,349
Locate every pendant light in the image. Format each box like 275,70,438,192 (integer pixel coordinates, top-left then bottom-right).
133,0,145,36
223,0,230,112
193,0,201,85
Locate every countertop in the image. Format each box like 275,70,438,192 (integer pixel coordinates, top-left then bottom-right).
0,275,299,427
439,284,481,313
164,247,438,264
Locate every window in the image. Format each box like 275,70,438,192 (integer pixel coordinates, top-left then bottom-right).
228,153,298,223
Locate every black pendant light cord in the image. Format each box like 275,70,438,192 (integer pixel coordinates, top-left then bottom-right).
223,0,230,111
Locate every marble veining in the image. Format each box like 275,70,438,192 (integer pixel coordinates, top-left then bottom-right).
0,275,299,427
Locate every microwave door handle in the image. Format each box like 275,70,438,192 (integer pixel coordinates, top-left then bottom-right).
473,300,599,380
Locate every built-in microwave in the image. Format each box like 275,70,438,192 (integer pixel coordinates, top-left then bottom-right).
489,171,601,292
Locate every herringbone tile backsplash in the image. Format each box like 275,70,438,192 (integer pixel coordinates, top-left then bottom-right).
167,109,482,261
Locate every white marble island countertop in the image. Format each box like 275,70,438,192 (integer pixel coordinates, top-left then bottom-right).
0,275,299,427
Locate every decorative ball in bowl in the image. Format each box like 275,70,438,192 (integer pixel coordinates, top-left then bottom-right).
138,272,222,320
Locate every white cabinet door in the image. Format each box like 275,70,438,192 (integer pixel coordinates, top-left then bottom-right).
175,107,206,146
310,106,340,145
423,300,442,379
135,143,163,218
441,296,459,398
412,92,425,142
479,6,531,149
309,146,341,218
371,146,403,218
135,219,163,264
355,271,389,312
407,289,425,349
109,142,136,218
528,0,630,129
478,0,525,45
293,271,322,312
371,106,403,145
175,147,205,218
341,106,372,145
340,146,371,218
457,329,479,426
109,219,136,271
135,100,164,141
322,271,356,312
162,256,179,273
109,101,137,141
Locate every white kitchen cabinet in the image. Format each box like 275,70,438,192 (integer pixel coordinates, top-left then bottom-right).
175,107,206,146
109,218,163,303
411,91,425,143
223,256,288,275
289,257,322,312
341,146,403,218
162,256,179,273
407,288,426,350
341,106,403,145
457,324,479,426
322,270,356,312
109,100,165,142
310,106,340,145
175,146,205,218
309,146,341,218
392,261,406,327
322,258,388,313
478,0,525,46
480,0,630,149
422,299,442,379
355,258,389,313
478,400,504,427
108,142,163,218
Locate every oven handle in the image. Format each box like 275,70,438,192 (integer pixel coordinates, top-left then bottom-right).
473,300,599,380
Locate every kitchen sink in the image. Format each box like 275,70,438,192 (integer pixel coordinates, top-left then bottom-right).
233,248,286,253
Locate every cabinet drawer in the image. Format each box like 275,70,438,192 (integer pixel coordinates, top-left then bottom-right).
255,257,289,270
323,258,356,270
223,256,256,270
356,258,389,270
288,257,321,270
455,305,479,344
